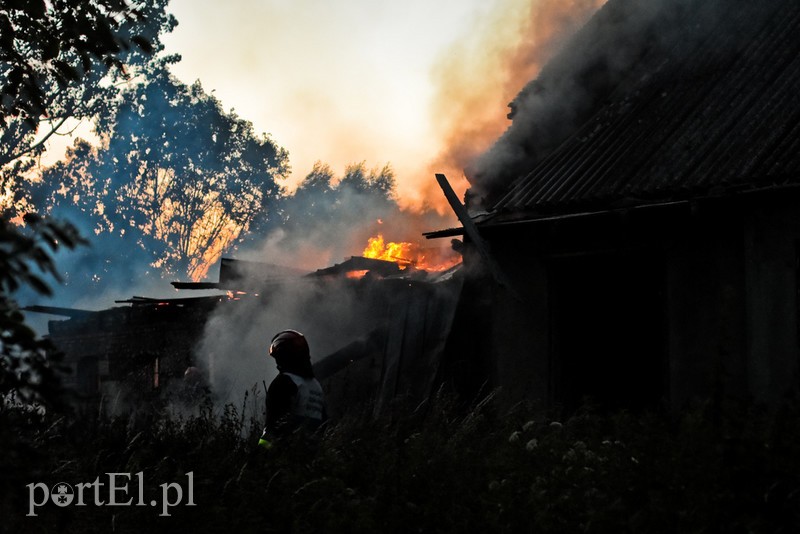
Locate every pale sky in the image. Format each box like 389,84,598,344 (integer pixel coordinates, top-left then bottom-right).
160,0,517,209
38,0,597,212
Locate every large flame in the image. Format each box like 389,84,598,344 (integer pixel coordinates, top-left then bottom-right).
361,234,460,272
362,235,415,266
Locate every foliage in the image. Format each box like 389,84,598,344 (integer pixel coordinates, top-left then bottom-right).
26,66,290,281
274,161,398,254
0,0,175,173
0,0,168,412
3,394,800,533
0,213,83,405
285,161,396,227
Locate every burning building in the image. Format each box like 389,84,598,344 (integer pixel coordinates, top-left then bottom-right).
33,0,799,418
31,245,462,416
428,0,800,412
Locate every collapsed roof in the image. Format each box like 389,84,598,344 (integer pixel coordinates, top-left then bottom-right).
171,255,457,291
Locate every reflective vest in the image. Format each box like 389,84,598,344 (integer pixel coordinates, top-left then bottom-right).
284,372,325,422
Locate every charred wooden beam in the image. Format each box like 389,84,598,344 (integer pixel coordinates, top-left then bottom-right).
171,282,221,290
309,256,402,277
435,173,521,300
22,305,95,318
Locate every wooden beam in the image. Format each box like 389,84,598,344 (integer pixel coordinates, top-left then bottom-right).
434,174,521,300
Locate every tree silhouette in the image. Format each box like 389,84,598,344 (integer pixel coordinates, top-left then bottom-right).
31,66,290,281
0,0,175,188
275,161,399,258
0,0,171,404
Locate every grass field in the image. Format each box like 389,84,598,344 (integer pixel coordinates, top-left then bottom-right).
3,391,800,533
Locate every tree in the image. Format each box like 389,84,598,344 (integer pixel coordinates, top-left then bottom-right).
0,0,175,213
31,66,290,282
0,0,171,405
286,161,397,228
276,161,399,259
0,0,174,149
281,161,336,229
338,161,396,200
0,214,82,405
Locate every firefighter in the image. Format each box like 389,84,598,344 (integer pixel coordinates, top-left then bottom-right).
258,329,326,449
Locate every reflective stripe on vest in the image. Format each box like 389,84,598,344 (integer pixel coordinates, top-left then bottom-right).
284,373,325,422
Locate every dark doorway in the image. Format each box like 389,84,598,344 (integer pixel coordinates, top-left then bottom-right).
550,250,666,413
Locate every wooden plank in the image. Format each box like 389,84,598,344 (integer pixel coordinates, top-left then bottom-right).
435,173,521,300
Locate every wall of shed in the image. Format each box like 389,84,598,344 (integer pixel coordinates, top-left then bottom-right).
487,228,551,407
49,305,210,413
664,208,748,409
743,203,800,404
484,214,672,412
474,196,800,412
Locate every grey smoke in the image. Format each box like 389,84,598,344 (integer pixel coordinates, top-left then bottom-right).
195,276,386,409
467,0,727,207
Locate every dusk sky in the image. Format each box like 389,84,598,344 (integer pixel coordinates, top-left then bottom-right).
34,0,600,213
159,0,566,211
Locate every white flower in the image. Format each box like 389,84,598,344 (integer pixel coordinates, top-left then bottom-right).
522,420,536,432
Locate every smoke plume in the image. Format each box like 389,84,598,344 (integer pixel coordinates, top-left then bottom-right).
409,0,603,213
24,0,621,411
195,276,388,408
465,0,745,207
185,0,610,409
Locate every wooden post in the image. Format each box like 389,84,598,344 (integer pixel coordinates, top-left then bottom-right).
435,173,521,300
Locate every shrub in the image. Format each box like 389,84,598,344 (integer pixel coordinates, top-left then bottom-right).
3,393,800,532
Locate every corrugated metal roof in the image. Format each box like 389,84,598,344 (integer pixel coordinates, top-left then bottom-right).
491,0,800,218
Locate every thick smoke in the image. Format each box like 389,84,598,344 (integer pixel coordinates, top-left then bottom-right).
191,161,460,409
164,0,613,408
465,0,659,205
466,0,746,207
195,277,385,409
416,0,604,212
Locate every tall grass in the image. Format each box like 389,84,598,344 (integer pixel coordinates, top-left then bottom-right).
2,391,800,533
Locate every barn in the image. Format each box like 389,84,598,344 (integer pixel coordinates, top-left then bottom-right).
429,0,800,412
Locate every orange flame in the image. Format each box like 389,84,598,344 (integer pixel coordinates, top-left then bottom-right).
362,235,415,266
361,234,460,272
